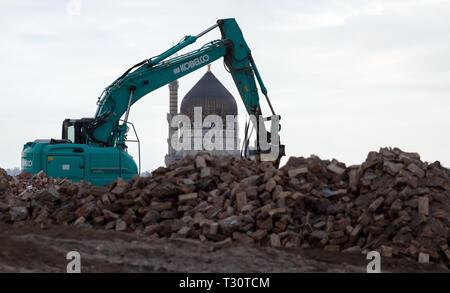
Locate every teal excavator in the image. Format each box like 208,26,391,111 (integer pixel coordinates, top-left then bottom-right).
21,18,285,185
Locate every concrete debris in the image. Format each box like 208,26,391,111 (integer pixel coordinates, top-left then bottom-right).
0,147,449,267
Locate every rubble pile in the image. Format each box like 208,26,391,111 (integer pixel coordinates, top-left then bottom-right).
0,147,448,267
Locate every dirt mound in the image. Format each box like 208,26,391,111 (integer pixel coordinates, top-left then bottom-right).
0,147,449,268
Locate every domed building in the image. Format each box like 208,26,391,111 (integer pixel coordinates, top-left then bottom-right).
165,65,240,166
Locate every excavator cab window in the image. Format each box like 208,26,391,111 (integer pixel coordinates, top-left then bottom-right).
66,125,75,143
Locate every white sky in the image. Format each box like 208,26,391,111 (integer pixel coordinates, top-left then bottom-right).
0,0,449,171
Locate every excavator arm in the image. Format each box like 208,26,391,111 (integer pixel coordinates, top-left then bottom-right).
87,18,284,163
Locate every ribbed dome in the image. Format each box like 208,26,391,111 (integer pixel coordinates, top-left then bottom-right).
180,71,237,120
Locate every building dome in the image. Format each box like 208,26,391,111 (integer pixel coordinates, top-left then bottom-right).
180,70,237,121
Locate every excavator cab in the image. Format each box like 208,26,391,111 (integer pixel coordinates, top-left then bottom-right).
61,118,94,144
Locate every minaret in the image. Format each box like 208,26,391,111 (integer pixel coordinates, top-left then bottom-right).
165,79,179,166
169,45,179,114
165,45,181,166
169,80,178,114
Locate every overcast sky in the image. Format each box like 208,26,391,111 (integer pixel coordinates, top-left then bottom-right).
0,0,449,171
